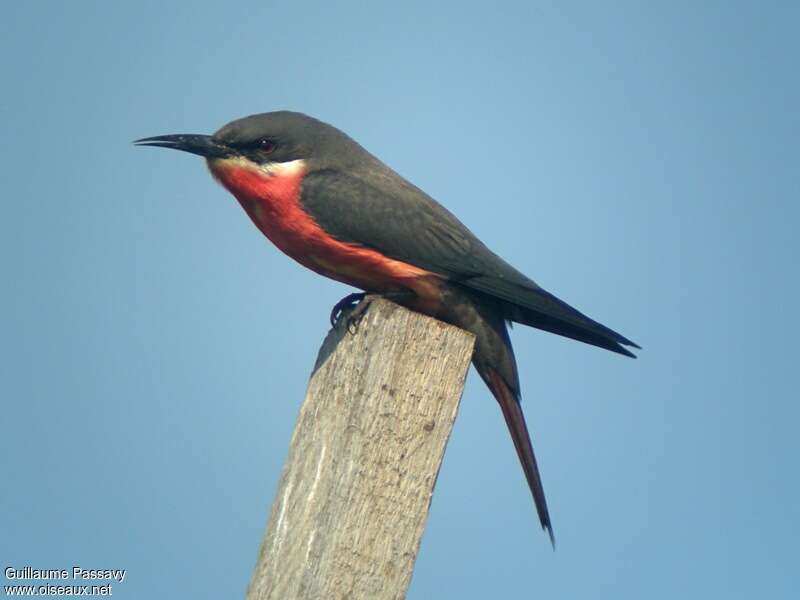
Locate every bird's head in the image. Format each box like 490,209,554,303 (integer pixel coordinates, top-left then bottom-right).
135,111,368,190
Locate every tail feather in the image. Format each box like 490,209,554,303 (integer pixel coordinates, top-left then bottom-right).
502,295,639,358
487,369,555,548
461,277,639,357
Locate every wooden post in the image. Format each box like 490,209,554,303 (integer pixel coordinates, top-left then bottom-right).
246,299,475,600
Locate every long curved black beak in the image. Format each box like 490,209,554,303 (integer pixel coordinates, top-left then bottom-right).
134,134,231,159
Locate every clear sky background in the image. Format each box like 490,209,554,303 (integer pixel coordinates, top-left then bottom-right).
2,1,797,598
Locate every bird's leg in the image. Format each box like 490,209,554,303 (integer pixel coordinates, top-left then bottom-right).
329,292,366,327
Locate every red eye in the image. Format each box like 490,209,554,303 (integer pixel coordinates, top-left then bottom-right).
258,138,276,153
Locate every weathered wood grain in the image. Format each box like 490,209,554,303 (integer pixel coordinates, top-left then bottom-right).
246,299,475,600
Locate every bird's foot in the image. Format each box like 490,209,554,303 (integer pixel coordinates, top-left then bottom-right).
330,292,366,327
330,290,416,335
343,294,378,335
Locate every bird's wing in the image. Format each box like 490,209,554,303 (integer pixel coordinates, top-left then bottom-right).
301,168,638,355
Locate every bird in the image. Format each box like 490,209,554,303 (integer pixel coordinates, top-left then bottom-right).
136,111,639,546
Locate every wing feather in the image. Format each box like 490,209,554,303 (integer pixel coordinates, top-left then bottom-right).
301,168,638,354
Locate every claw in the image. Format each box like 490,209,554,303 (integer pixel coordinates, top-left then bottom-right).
347,317,360,335
344,294,375,335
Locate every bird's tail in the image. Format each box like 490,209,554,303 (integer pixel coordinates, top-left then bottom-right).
485,368,555,548
499,287,639,358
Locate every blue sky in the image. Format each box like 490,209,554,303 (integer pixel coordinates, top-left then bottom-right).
2,2,797,598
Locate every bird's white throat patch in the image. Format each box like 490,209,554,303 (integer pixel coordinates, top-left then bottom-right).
260,158,306,177
209,156,306,177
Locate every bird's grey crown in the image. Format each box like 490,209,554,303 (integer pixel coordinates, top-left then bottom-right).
212,111,372,168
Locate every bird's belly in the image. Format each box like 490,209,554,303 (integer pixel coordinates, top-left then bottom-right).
249,197,445,312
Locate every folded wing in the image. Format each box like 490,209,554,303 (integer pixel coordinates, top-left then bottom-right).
300,167,639,356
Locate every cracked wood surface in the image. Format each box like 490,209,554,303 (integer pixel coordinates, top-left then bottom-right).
246,299,475,600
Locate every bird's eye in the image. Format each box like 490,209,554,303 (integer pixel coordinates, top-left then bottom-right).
257,138,276,153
